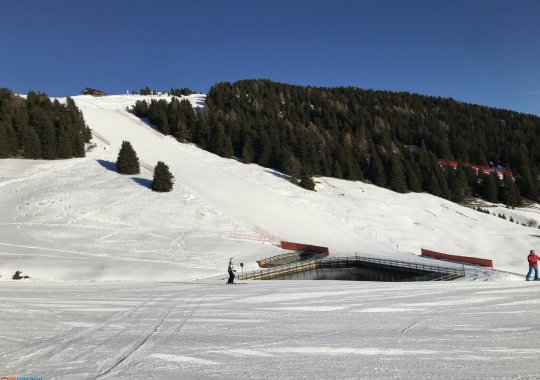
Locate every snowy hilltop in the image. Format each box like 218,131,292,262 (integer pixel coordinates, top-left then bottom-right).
0,93,537,282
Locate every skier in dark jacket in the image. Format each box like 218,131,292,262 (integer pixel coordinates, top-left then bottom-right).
227,258,236,284
526,250,540,281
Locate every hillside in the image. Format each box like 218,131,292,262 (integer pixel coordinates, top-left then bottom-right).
201,80,540,204
0,93,538,281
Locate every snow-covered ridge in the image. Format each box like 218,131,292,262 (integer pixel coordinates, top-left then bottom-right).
60,93,206,110
0,93,536,281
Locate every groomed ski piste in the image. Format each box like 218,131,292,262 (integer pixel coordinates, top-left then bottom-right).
2,93,540,379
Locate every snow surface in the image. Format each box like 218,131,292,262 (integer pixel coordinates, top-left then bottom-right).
2,93,540,378
2,280,540,379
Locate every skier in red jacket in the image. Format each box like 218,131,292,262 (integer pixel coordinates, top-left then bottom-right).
526,250,540,281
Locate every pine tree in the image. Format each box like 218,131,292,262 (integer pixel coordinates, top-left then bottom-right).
192,109,209,147
388,155,407,193
446,168,464,203
22,127,42,159
285,153,302,181
333,160,343,179
426,169,441,196
241,135,254,163
256,130,272,165
56,125,72,158
133,100,149,116
455,164,470,197
84,126,92,143
434,166,451,199
13,105,29,145
482,171,499,203
175,120,191,142
5,120,18,156
404,159,422,192
179,98,197,128
157,110,170,135
65,97,88,139
298,168,316,191
41,121,57,159
116,141,140,174
72,133,85,157
0,122,9,157
502,174,521,207
211,124,234,158
152,161,174,192
370,151,386,187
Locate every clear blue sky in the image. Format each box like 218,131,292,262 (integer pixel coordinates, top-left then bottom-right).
2,0,539,115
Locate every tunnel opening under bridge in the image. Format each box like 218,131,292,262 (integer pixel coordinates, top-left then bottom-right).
239,255,466,282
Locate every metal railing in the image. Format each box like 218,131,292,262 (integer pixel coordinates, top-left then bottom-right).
257,251,329,268
240,260,319,280
238,254,466,282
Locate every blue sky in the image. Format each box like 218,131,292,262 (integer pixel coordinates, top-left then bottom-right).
1,0,539,115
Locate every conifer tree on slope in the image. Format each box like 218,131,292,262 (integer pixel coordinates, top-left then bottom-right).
298,168,316,191
388,155,407,193
116,140,140,174
0,121,10,158
241,135,254,163
152,161,174,192
502,173,522,207
22,127,42,159
481,171,499,203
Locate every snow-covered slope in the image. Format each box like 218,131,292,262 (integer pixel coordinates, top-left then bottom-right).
0,94,537,281
3,280,539,379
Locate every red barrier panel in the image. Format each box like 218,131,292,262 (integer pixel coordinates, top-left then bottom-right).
280,241,329,255
421,248,493,268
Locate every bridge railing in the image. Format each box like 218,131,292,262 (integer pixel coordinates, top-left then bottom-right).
256,251,328,268
240,260,318,280
322,255,465,274
256,251,300,267
238,254,465,281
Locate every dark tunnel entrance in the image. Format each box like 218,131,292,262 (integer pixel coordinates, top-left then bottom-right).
239,255,466,282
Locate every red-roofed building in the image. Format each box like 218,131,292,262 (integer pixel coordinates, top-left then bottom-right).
437,159,514,180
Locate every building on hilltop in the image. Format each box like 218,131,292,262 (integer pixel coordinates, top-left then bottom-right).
81,87,106,96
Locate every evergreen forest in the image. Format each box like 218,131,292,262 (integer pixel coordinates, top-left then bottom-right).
0,89,91,159
129,79,540,206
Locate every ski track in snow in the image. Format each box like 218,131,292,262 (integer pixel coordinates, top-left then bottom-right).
2,281,540,379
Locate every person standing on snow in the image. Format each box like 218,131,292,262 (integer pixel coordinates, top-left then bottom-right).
227,258,236,284
526,250,540,281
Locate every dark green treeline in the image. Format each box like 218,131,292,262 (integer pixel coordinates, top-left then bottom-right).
133,79,540,206
0,89,91,160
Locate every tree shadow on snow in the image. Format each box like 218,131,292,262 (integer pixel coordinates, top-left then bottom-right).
264,169,290,182
97,159,116,172
132,177,152,189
